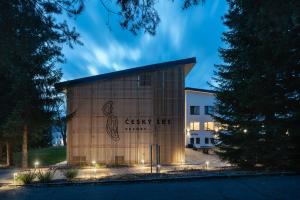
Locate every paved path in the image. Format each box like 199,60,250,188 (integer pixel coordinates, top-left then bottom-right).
0,149,228,183
1,175,299,200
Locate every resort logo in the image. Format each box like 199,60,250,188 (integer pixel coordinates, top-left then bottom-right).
102,101,119,142
124,118,172,132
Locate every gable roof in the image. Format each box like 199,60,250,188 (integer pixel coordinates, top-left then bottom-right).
185,87,216,94
56,57,196,89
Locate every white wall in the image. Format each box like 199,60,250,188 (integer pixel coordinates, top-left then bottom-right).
185,89,216,148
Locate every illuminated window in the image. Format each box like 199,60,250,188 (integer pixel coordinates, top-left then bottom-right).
205,106,214,115
190,122,200,131
214,123,228,131
204,122,214,131
190,106,200,115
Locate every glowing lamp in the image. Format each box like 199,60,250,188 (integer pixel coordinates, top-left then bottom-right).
34,161,40,168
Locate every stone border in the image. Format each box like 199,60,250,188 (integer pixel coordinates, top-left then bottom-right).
9,171,299,188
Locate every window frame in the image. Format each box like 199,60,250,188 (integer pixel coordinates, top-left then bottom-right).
190,138,195,144
204,106,214,115
190,106,200,115
204,122,215,131
190,121,200,131
205,137,209,144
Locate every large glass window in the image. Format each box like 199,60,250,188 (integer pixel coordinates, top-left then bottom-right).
190,121,200,131
190,106,200,115
204,106,214,115
196,138,200,144
204,122,214,131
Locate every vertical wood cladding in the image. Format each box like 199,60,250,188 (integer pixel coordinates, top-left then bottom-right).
66,65,185,165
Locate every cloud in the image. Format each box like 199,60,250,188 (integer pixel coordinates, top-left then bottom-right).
71,33,141,75
61,0,228,89
157,1,186,50
87,65,99,75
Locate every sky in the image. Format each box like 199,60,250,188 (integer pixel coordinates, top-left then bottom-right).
61,0,228,89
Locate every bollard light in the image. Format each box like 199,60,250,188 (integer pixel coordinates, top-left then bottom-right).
91,160,97,179
13,172,18,185
34,161,40,169
205,161,209,169
157,164,161,173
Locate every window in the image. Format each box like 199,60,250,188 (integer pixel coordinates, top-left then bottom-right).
190,106,200,115
190,121,200,131
210,138,215,144
138,74,151,86
205,137,209,144
205,106,214,115
190,138,194,144
204,122,214,131
196,138,200,144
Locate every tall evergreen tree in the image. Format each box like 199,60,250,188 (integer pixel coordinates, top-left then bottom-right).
214,0,300,170
0,0,83,167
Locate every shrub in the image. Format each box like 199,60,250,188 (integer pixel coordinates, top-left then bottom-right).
37,168,56,183
61,168,78,181
16,170,36,184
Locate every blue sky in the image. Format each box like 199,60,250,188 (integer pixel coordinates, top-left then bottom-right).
61,0,228,89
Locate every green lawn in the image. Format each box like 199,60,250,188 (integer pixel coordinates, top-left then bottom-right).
13,146,66,167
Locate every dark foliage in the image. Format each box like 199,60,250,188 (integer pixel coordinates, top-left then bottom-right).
213,0,300,170
100,0,204,35
0,0,83,149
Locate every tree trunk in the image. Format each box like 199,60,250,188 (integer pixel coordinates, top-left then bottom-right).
0,143,2,163
6,142,13,166
62,132,67,146
22,124,28,168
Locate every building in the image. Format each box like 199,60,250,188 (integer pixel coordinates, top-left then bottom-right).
185,87,217,149
56,58,196,165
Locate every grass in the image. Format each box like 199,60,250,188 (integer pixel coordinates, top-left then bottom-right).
13,146,66,167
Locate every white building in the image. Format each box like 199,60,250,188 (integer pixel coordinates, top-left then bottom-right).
185,87,218,149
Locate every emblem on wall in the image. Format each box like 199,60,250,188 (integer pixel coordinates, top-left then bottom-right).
102,101,119,142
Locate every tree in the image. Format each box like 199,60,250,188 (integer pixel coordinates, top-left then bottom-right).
99,0,204,35
213,0,300,170
0,0,83,167
53,97,76,146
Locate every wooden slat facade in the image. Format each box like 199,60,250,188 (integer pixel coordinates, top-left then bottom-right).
64,61,194,165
